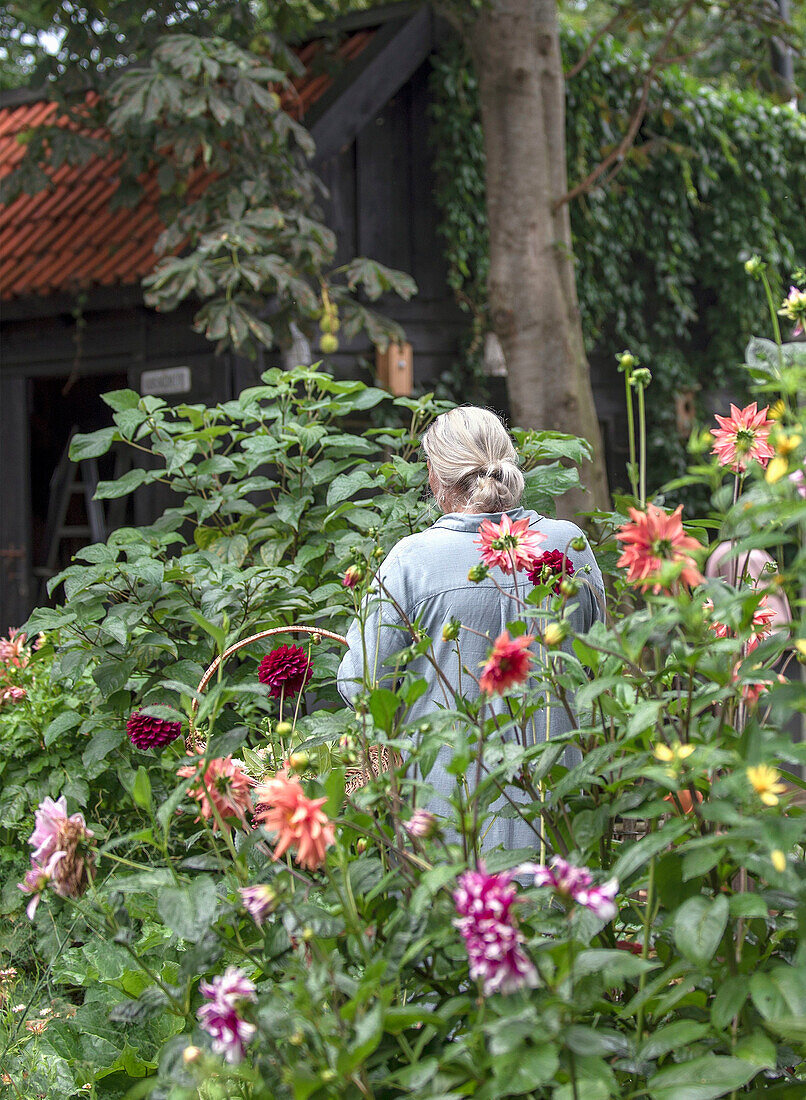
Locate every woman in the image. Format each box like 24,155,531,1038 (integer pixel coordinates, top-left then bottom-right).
337,406,605,849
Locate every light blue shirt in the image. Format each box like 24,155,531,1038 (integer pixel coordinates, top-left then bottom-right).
337,507,605,852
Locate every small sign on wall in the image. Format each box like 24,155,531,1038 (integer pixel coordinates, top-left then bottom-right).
140,366,192,396
375,342,413,396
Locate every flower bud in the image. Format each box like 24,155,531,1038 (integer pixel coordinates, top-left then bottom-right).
542,622,566,647
288,751,309,771
374,547,384,559
404,809,437,838
771,849,787,873
617,350,638,371
630,367,652,387
183,1045,202,1064
290,1030,304,1046
356,837,368,854
275,721,293,737
467,563,490,583
744,255,764,278
570,537,586,552
559,578,579,597
319,333,339,355
442,618,461,642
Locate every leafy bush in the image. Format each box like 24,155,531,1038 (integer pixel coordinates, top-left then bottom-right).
5,272,806,1097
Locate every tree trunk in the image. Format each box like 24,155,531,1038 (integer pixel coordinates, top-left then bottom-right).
468,0,610,517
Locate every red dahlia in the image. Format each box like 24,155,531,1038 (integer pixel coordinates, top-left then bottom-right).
258,644,312,700
127,709,182,750
527,550,575,594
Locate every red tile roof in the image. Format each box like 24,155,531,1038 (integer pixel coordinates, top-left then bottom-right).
0,30,374,301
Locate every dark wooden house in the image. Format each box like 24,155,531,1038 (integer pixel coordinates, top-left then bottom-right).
0,3,623,630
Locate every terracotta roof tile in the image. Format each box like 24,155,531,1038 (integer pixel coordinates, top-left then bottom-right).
0,31,374,301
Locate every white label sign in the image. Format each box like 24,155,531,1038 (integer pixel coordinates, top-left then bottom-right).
140,366,192,395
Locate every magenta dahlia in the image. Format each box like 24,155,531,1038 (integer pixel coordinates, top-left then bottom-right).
527,549,575,595
198,967,257,1064
258,644,312,700
127,709,182,750
453,864,537,996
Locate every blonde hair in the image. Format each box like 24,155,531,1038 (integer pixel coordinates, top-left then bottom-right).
422,406,524,513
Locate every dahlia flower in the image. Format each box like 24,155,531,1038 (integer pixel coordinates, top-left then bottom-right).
0,629,31,669
453,865,537,996
518,856,619,921
253,771,335,871
177,755,255,833
342,564,364,589
616,504,703,593
704,594,776,655
19,796,95,917
258,644,312,699
18,851,65,920
746,764,787,807
198,967,257,1064
0,686,26,706
778,285,806,337
527,549,575,595
475,514,545,575
711,402,774,473
126,709,182,750
239,884,277,926
404,809,437,838
479,631,535,695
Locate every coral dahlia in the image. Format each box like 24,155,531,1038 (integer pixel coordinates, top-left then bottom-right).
177,755,255,833
475,514,545,575
479,631,534,695
253,771,335,871
453,864,537,996
258,644,312,699
126,709,182,751
711,402,775,473
616,504,703,593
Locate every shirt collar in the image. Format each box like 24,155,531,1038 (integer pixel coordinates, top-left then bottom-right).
430,506,537,533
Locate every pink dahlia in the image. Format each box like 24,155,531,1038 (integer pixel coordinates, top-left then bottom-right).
342,565,364,589
616,504,703,593
258,644,312,700
253,771,335,871
518,856,619,921
177,755,255,834
479,632,534,695
19,795,95,917
239,884,277,926
527,549,575,595
453,864,537,996
404,809,437,839
475,514,546,575
126,709,182,750
704,595,777,655
18,852,64,920
0,686,26,706
0,629,30,669
198,967,257,1064
711,402,775,473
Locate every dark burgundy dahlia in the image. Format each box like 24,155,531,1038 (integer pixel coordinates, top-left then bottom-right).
258,644,312,700
526,550,575,595
126,709,182,750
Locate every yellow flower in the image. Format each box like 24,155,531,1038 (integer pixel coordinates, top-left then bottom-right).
765,456,789,484
768,399,787,421
771,849,787,873
654,742,695,765
795,639,806,658
747,764,786,806
775,432,801,456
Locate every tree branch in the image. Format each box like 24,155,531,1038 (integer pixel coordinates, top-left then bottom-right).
565,6,630,80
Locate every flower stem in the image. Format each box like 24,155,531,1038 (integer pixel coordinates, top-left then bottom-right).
635,846,656,1043
624,367,639,499
637,382,647,506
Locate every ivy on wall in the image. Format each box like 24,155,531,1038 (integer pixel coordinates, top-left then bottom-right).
428,32,806,488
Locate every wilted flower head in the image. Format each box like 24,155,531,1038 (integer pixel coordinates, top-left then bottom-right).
711,402,775,473
177,756,255,833
475,514,546,575
404,809,437,839
527,549,575,595
18,851,65,920
198,967,257,1064
453,864,537,996
0,629,31,669
616,504,703,593
518,856,619,921
253,771,335,871
0,686,26,706
479,631,534,695
126,709,182,751
778,285,806,337
19,796,95,918
258,644,312,699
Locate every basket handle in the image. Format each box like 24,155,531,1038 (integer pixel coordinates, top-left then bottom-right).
188,625,348,748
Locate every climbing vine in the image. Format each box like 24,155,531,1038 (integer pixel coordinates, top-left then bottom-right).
428,31,806,489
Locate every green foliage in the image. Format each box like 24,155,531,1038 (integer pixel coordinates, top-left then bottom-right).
428,32,806,487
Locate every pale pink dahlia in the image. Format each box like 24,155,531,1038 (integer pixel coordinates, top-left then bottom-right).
126,709,182,750
198,967,257,1064
0,686,26,706
258,644,312,699
475,514,546,575
239,884,276,926
518,856,619,921
18,852,64,920
177,755,255,834
453,864,537,996
616,504,703,593
19,796,95,918
711,402,775,473
404,809,437,839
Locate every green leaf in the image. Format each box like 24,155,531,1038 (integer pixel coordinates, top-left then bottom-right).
157,877,219,942
326,470,378,507
493,1044,559,1094
44,710,82,747
711,975,749,1031
673,895,729,968
130,766,152,811
369,687,400,732
611,820,688,883
647,1054,757,1099
95,468,157,499
69,427,118,460
83,728,123,769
